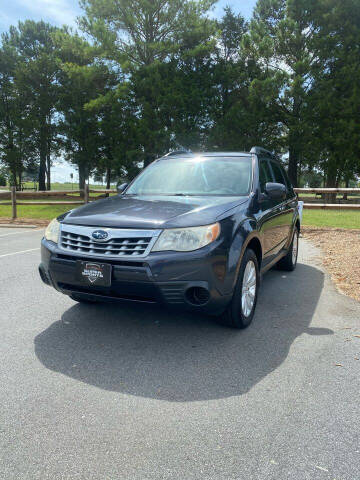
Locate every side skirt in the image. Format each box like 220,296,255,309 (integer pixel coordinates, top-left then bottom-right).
260,248,288,275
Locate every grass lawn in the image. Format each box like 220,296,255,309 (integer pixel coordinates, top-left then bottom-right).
0,204,78,220
0,203,359,228
302,209,360,229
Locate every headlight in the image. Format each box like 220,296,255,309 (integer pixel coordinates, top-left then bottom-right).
152,223,220,252
45,218,60,244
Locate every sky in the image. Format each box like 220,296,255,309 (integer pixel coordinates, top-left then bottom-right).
0,0,258,182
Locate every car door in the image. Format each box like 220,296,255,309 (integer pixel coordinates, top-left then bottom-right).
277,161,298,239
256,157,281,264
269,160,294,248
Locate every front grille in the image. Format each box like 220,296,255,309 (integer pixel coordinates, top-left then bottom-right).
59,225,161,258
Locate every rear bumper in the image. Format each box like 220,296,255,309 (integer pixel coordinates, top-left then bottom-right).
39,239,233,315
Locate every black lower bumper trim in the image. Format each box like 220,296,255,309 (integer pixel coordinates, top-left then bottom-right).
57,282,157,303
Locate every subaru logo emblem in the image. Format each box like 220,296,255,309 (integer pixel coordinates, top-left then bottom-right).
92,230,109,241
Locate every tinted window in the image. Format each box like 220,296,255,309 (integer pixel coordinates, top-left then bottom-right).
270,161,286,186
126,156,252,196
259,159,273,193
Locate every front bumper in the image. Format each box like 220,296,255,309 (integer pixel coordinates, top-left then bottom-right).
39,238,233,315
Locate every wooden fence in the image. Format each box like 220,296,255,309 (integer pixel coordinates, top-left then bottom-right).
0,185,360,220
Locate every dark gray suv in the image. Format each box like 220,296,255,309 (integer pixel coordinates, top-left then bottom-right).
39,147,300,328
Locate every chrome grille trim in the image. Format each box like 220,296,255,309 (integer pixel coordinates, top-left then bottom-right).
59,224,162,258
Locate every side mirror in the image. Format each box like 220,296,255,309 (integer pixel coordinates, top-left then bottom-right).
117,183,128,194
265,182,286,200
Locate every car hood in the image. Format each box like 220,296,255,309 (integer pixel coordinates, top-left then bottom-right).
62,195,249,229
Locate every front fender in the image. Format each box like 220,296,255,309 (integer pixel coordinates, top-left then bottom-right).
225,217,261,293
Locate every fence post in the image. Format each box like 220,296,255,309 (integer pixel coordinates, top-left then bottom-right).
84,184,89,204
11,186,17,220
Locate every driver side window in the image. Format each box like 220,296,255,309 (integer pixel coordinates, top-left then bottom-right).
259,159,273,193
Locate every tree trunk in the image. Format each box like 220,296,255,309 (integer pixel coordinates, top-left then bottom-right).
78,164,86,198
343,178,349,201
7,134,19,189
324,170,337,204
46,144,51,190
106,167,111,189
38,123,47,191
105,167,111,197
288,145,298,187
10,164,18,189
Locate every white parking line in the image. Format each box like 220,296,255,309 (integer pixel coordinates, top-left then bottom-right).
0,230,42,238
0,248,40,258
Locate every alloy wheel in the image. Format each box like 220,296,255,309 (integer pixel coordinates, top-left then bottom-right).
241,260,256,317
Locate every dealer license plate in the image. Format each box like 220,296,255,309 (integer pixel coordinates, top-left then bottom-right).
76,261,112,287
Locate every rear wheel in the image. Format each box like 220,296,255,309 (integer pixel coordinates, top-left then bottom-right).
219,248,259,329
277,227,299,271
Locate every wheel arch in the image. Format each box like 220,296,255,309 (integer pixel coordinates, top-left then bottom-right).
232,230,263,290
246,236,262,269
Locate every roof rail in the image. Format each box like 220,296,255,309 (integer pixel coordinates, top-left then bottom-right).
250,146,274,157
163,149,192,157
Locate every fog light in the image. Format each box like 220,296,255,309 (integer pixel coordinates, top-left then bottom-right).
185,286,210,306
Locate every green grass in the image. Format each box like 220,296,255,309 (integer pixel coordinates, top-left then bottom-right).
0,202,359,228
302,209,360,229
0,204,78,220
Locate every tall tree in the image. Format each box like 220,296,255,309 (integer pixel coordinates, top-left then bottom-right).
85,78,142,187
244,0,317,186
307,0,360,193
205,7,282,152
79,0,216,165
55,32,103,191
5,21,64,190
0,38,34,188
0,40,21,187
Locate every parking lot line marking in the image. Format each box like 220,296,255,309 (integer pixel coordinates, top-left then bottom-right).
0,248,40,258
0,230,42,238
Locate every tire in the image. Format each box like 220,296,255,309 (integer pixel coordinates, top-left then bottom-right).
277,227,299,271
70,293,100,304
219,248,259,329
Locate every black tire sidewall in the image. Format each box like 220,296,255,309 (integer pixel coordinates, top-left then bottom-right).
286,228,299,270
277,227,299,271
292,229,299,267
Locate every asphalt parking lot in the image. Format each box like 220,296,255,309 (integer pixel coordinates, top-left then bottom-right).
0,227,359,480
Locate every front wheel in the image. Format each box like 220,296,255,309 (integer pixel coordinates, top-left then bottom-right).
219,248,259,329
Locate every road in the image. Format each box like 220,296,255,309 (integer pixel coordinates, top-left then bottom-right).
0,227,359,480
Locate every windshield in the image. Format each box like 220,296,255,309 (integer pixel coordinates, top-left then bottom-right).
126,156,252,196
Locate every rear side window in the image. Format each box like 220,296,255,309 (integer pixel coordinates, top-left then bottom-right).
270,161,286,186
259,159,273,193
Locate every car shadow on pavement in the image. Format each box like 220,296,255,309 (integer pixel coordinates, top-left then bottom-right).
34,263,333,402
